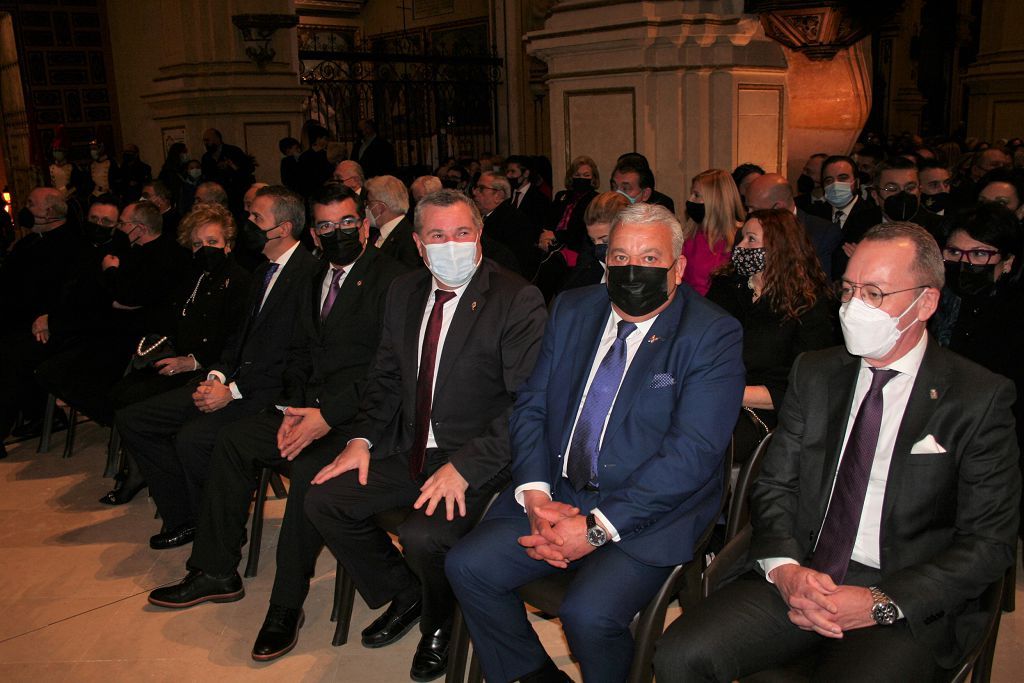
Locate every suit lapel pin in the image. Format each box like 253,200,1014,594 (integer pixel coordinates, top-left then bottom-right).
929,388,938,400
356,280,363,286
471,301,478,311
647,334,661,344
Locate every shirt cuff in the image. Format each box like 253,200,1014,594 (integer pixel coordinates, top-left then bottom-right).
759,557,799,583
276,405,289,413
514,482,551,509
347,437,373,449
591,508,620,542
227,382,242,400
207,370,226,383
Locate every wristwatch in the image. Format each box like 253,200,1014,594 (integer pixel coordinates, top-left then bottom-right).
585,513,608,547
869,586,898,626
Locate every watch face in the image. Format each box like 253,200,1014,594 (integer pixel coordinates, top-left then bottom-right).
586,525,607,547
872,602,898,626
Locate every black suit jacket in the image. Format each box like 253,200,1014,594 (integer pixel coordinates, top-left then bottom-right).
484,201,539,277
808,197,883,279
279,246,408,428
350,258,547,489
353,137,396,179
796,208,842,276
377,216,423,270
0,222,84,333
514,184,552,231
749,340,1020,667
210,244,319,407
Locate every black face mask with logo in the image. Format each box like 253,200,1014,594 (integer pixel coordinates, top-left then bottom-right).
606,264,670,317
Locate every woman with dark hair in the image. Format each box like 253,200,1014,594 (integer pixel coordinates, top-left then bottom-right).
100,204,252,505
976,168,1024,220
159,142,189,199
707,208,835,461
931,204,1024,537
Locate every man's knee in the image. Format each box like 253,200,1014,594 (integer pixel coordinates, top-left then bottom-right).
653,620,723,683
444,529,489,589
398,518,451,565
558,593,625,645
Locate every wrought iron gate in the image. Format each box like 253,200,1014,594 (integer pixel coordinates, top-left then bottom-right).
299,30,502,176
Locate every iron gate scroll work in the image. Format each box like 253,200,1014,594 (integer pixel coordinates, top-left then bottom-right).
299,27,503,177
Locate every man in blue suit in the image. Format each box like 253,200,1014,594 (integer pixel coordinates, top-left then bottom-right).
446,203,745,682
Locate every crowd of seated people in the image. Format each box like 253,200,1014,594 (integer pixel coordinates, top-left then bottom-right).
0,127,1021,683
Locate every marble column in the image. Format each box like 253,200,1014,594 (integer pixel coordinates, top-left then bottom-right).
964,0,1024,140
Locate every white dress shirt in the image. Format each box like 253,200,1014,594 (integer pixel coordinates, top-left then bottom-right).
375,215,404,249
209,241,300,399
512,181,531,208
515,309,659,541
760,331,929,585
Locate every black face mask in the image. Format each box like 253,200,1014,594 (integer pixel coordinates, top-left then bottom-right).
84,221,114,246
17,207,35,230
882,192,919,221
796,173,816,195
685,200,705,225
241,220,279,251
570,177,593,193
204,142,218,154
123,153,137,164
319,227,363,266
945,261,997,297
607,264,670,317
921,192,950,214
857,171,873,187
195,245,227,272
507,175,522,190
593,243,608,264
109,229,131,255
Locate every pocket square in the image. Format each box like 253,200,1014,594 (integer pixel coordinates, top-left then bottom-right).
650,373,676,389
911,434,947,454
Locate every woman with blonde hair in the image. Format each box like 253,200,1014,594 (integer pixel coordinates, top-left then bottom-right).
682,168,745,295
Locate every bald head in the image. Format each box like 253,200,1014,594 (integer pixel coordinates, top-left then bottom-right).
745,173,795,212
25,187,68,232
244,182,270,212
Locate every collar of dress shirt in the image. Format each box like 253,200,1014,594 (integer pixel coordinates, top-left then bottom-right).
430,277,472,300
516,180,531,198
271,240,301,268
607,307,659,343
378,215,403,242
860,328,928,379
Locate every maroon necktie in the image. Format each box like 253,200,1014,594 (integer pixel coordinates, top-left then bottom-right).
810,367,899,583
319,267,345,322
409,289,456,479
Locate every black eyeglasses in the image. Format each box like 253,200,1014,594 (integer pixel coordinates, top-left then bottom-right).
314,217,360,235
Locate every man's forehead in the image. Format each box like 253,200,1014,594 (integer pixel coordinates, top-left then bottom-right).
422,204,474,229
849,239,914,280
881,169,917,183
315,199,358,218
610,222,671,246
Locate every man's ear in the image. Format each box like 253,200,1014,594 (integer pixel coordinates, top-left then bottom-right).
640,188,653,202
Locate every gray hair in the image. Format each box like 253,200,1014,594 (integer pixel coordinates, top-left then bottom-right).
335,160,365,183
413,189,483,234
411,175,442,199
861,222,945,289
128,200,163,235
479,171,511,200
254,185,306,239
610,203,685,257
364,175,410,214
196,182,229,208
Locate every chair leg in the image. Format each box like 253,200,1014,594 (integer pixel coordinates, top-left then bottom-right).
61,408,78,459
1002,558,1016,613
104,426,124,478
332,561,356,646
269,471,287,499
244,468,271,579
446,606,471,682
37,394,56,453
467,650,483,683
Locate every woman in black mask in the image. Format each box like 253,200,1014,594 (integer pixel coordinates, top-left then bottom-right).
100,204,251,505
931,204,1024,539
706,208,835,463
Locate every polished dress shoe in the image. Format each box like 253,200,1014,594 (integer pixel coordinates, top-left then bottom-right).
148,569,244,608
519,658,573,683
251,604,305,661
149,524,196,549
410,626,450,682
360,597,422,648
99,474,147,506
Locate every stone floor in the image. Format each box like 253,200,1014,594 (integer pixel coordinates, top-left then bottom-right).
0,421,1021,682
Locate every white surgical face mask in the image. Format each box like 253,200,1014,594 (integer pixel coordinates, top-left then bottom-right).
839,289,925,360
423,238,480,287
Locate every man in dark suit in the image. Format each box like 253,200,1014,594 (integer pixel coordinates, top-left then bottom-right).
364,174,422,269
141,181,181,238
506,155,553,230
352,119,396,179
473,171,537,276
869,158,946,244
147,184,408,662
304,189,547,681
117,186,318,549
446,204,746,683
654,223,1020,682
746,173,842,275
201,128,255,211
808,155,884,279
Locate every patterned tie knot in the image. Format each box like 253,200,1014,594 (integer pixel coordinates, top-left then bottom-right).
330,267,345,286
434,289,456,306
868,367,899,392
267,262,280,275
616,320,637,342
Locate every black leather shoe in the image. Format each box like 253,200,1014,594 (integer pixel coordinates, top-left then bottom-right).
148,570,244,608
410,626,450,682
149,524,196,549
99,476,147,506
252,605,304,661
360,598,422,648
519,658,573,683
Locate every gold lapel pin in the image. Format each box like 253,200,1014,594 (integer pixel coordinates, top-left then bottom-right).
356,280,363,286
647,334,661,344
471,301,478,311
929,388,938,400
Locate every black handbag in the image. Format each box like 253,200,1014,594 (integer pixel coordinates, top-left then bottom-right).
131,334,176,371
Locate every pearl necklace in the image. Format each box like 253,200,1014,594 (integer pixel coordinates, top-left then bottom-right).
181,272,206,317
136,335,168,356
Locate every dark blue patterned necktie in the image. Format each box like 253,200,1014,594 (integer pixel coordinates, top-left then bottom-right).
811,367,899,583
253,262,279,317
566,320,637,491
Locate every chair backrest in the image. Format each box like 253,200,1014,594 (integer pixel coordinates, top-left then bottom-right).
949,574,1007,683
725,431,772,542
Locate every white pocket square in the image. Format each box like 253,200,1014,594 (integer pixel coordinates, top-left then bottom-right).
911,434,947,454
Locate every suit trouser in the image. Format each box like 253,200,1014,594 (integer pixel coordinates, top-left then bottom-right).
187,411,345,609
652,565,942,683
36,333,134,426
304,451,494,634
444,486,673,683
0,330,53,439
116,381,262,530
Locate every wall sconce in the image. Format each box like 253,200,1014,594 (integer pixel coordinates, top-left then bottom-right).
231,13,300,69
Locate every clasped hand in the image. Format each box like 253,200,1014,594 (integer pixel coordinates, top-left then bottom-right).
769,564,875,638
275,407,331,460
517,491,593,569
192,379,233,413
